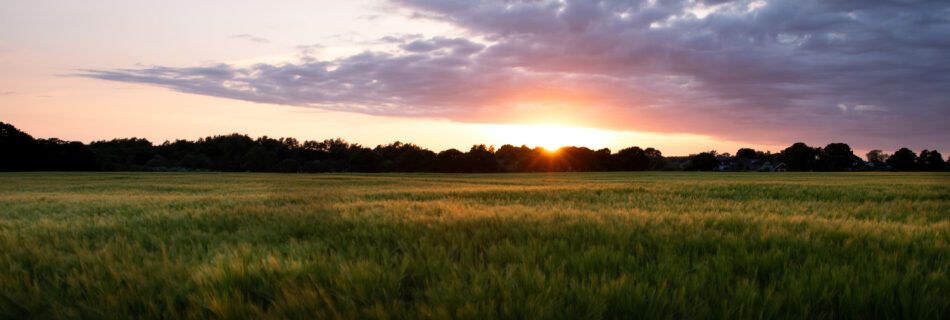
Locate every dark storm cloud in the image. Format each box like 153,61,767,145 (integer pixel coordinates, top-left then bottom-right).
82,0,950,149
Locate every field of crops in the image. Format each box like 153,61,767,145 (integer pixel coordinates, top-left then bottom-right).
0,172,948,318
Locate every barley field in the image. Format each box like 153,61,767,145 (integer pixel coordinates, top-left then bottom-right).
0,172,948,319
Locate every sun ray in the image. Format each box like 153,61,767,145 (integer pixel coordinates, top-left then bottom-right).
484,124,615,150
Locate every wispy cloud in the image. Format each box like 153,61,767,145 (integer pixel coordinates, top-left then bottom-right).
82,0,950,148
230,33,270,44
358,14,382,21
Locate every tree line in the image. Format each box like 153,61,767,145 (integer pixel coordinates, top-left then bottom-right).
1,122,946,173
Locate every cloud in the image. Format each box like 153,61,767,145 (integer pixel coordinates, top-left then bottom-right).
82,0,950,149
230,34,270,44
358,14,382,21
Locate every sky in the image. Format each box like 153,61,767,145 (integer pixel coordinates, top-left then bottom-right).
1,0,948,156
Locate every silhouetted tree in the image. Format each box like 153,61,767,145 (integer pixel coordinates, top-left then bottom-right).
732,148,762,171
1,121,940,174
243,146,276,171
616,147,651,171
180,153,213,170
89,138,157,170
464,145,498,173
595,148,616,171
313,138,352,171
275,159,301,173
196,134,255,171
0,122,40,171
686,152,718,171
865,149,889,169
779,142,819,171
302,160,332,173
495,144,528,172
818,143,859,171
917,150,946,171
395,148,436,172
375,142,436,172
644,148,667,170
886,148,917,171
556,146,615,172
736,148,757,160
37,138,97,171
146,155,170,169
435,149,466,173
348,147,382,172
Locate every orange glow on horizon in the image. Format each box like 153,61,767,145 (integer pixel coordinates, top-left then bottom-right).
484,124,616,150
541,146,561,153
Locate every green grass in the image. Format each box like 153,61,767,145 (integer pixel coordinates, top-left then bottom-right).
0,172,948,319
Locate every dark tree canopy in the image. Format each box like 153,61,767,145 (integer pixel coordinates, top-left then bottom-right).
435,149,466,173
887,148,918,171
686,152,719,171
736,148,758,160
818,143,859,171
616,147,651,171
780,143,820,171
464,145,499,173
0,122,39,171
866,149,888,164
0,122,944,173
917,150,946,171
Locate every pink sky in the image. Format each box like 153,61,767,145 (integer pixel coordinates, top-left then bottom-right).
2,0,946,156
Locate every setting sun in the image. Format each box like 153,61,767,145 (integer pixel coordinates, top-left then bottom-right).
484,124,616,150
2,1,948,317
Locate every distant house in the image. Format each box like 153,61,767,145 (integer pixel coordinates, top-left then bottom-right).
716,156,736,171
749,159,766,171
852,159,867,170
774,163,788,172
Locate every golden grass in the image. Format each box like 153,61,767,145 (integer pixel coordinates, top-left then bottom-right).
0,172,948,319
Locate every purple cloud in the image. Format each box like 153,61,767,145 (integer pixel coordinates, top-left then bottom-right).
82,0,950,150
